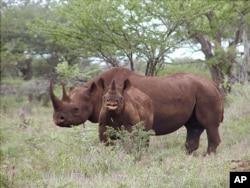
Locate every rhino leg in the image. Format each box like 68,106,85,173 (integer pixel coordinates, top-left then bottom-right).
99,124,108,144
205,127,221,154
193,89,223,154
185,113,205,154
194,102,222,154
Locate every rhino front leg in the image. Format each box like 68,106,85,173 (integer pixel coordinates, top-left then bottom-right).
99,124,108,144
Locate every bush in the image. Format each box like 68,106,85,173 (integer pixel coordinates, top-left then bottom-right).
104,122,155,161
55,61,103,86
158,60,210,78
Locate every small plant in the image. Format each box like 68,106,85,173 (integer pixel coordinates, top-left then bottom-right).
17,112,33,129
104,122,155,161
55,61,102,85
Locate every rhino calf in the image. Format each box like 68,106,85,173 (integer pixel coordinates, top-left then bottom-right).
98,79,154,143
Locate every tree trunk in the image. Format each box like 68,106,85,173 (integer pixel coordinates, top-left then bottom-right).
208,65,229,97
145,57,159,76
19,58,33,80
47,52,59,74
239,27,249,84
194,34,234,97
145,60,154,76
126,52,134,71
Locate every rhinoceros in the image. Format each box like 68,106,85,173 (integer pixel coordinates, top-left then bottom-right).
50,67,224,154
98,79,154,143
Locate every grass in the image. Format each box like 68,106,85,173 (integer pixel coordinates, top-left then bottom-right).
1,84,250,188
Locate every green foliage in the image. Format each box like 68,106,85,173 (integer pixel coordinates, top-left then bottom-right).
55,61,102,84
1,77,24,86
0,173,12,188
2,0,249,81
104,122,155,161
1,78,50,111
37,0,185,75
1,1,55,79
158,60,210,78
32,58,54,78
55,61,83,81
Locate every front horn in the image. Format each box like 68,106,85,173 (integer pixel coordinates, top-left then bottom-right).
49,80,62,110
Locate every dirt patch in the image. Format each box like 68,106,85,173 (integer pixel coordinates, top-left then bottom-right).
230,159,250,172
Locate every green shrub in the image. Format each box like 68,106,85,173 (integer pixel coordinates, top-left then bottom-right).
158,62,210,78
55,61,102,84
104,122,155,161
55,61,83,81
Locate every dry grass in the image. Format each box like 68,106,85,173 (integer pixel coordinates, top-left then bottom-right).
1,84,250,188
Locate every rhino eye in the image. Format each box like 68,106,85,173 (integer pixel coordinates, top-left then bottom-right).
72,108,79,115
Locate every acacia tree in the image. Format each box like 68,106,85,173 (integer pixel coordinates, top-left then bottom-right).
36,0,249,91
38,0,184,75
176,1,249,95
1,1,37,79
1,0,81,79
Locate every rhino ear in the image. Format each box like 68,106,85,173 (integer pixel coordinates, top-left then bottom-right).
69,87,74,92
123,79,131,91
89,82,97,94
97,78,105,90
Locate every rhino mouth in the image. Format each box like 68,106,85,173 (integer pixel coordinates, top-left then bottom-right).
106,102,119,111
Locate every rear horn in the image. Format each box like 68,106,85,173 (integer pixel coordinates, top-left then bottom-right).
61,83,70,101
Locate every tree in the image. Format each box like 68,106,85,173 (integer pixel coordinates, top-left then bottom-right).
176,1,250,95
1,0,79,79
1,1,35,79
17,0,249,95
38,0,184,75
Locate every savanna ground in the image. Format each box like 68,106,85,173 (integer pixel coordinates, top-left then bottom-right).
1,84,250,188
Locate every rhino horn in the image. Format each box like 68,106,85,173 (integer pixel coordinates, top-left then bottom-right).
111,80,116,91
49,80,62,110
61,83,70,101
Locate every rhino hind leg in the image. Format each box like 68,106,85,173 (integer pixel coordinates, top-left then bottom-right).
194,107,222,155
205,126,221,154
184,113,205,154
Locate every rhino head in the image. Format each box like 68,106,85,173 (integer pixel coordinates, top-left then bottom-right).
101,79,131,114
50,81,100,127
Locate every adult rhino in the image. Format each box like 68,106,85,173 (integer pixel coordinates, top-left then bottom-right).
50,67,224,154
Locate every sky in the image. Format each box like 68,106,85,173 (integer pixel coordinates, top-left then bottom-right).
169,43,244,61
168,48,205,60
